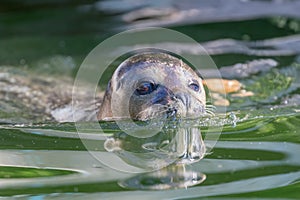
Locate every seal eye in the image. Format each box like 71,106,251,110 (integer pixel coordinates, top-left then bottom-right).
136,82,156,95
189,83,200,92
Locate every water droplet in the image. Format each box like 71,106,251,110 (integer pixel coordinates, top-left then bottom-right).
19,59,26,65
229,112,238,127
73,187,78,192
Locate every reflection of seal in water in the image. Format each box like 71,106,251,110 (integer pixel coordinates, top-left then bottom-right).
98,52,206,121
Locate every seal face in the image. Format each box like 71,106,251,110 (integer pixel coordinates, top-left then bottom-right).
97,52,206,121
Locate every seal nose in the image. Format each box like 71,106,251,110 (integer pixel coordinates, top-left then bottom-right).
150,86,175,105
175,92,191,108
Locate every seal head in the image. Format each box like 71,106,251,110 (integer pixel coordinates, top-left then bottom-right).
97,52,206,121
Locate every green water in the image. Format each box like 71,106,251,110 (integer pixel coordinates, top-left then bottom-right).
0,0,300,199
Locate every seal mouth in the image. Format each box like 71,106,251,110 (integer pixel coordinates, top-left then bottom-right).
135,95,206,121
135,103,179,121
166,106,178,119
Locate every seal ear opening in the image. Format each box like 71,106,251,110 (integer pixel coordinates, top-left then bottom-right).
97,80,113,121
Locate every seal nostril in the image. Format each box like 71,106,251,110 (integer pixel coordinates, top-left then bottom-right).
171,95,177,101
175,93,192,114
175,93,187,105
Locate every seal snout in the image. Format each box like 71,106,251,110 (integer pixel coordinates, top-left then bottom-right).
175,92,191,108
148,85,204,119
150,88,195,118
150,86,175,105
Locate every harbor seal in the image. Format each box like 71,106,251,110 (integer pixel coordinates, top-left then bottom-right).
97,52,206,121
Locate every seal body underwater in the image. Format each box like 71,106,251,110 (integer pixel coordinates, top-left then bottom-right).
97,52,206,121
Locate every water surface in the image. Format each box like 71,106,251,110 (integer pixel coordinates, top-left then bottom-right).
0,0,299,199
